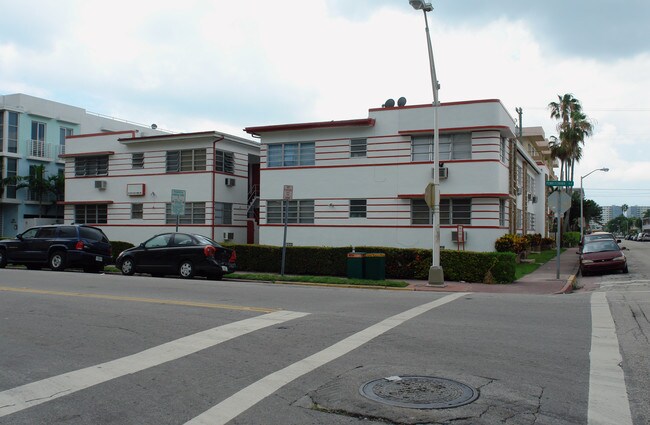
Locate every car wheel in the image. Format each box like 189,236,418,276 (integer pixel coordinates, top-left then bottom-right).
179,260,195,279
0,250,6,268
49,251,66,271
623,265,629,274
120,258,136,276
580,267,589,277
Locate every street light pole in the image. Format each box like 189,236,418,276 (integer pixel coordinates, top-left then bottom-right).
580,167,609,242
409,0,444,286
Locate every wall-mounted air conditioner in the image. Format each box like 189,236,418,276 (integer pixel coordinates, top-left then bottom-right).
433,167,449,179
223,232,234,240
94,180,107,190
527,193,533,201
225,178,236,187
451,231,468,242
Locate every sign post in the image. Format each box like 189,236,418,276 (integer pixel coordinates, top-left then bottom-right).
171,189,186,232
281,185,293,276
547,186,573,279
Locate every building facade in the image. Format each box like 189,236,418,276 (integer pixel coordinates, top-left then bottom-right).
61,131,260,245
0,93,164,236
245,99,552,252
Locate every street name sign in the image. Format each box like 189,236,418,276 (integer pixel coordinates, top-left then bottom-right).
545,180,574,187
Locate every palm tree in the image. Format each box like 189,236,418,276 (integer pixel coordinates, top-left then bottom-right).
622,204,629,235
10,165,61,218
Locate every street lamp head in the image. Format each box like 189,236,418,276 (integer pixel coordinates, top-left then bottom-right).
601,168,610,172
409,0,433,12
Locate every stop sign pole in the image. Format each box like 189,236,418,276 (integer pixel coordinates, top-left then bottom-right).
546,180,574,279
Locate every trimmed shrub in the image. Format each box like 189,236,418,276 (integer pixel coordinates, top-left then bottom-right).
110,241,135,263
563,232,580,247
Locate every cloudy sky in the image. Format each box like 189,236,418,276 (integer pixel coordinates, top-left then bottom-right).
2,0,649,207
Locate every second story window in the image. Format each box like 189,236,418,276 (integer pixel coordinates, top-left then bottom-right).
60,127,73,145
132,153,144,169
8,111,18,153
267,142,315,167
75,155,108,176
500,137,507,163
350,139,367,158
31,121,46,141
166,149,206,172
215,150,235,174
267,200,315,223
412,133,471,161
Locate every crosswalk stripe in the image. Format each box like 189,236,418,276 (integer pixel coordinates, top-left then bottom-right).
588,292,633,425
0,310,308,418
185,292,467,425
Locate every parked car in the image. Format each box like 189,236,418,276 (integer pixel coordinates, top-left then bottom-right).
579,239,628,276
639,233,650,242
580,231,619,246
0,224,112,272
116,232,236,280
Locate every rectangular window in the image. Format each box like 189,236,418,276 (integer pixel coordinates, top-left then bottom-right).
350,139,367,158
411,199,431,225
516,166,523,189
8,112,18,153
500,137,507,163
60,127,73,145
499,199,506,226
166,149,206,172
31,121,46,141
75,204,108,224
75,155,109,176
517,208,523,229
165,202,206,224
6,158,17,198
0,111,4,151
215,150,235,174
527,175,536,194
412,133,471,161
131,203,143,219
527,212,536,231
266,142,315,167
350,199,367,218
132,153,144,169
266,200,314,224
214,202,233,224
440,198,472,225
411,135,432,161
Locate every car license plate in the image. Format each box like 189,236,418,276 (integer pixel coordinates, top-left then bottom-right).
95,256,103,262
221,266,229,272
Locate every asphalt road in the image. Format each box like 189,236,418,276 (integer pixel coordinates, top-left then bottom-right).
0,248,648,425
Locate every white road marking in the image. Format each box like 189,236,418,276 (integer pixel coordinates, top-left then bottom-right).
0,310,308,417
185,292,467,425
588,292,633,425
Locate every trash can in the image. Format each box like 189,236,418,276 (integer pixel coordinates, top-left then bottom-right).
347,252,365,279
364,253,386,280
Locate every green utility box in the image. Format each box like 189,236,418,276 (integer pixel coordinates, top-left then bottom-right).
364,253,386,280
346,252,365,279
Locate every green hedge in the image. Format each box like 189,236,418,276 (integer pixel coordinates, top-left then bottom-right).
227,244,516,284
110,241,135,263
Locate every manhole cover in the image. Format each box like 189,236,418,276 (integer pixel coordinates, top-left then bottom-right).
359,375,478,409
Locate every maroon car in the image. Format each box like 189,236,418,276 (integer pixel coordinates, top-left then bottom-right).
579,239,628,276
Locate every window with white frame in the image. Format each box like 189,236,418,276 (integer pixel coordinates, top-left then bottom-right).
214,202,233,224
166,149,206,172
500,137,507,163
131,203,143,219
75,155,109,176
516,165,523,189
266,200,315,223
132,153,144,169
440,198,472,225
6,158,17,198
165,202,206,224
411,133,471,161
60,127,73,145
499,199,506,226
527,212,536,231
7,111,18,153
350,199,367,218
267,142,315,167
75,204,108,224
350,139,367,158
215,150,235,174
527,174,536,194
31,121,45,141
517,208,522,229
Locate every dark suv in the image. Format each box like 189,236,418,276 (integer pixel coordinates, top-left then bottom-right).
0,224,112,273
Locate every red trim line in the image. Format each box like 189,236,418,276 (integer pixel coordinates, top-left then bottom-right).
399,125,511,135
57,200,114,205
397,193,510,199
118,131,219,142
59,151,115,158
67,131,135,139
244,118,375,135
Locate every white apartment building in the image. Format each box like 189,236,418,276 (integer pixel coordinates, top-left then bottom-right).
245,99,552,252
61,130,260,245
0,93,165,236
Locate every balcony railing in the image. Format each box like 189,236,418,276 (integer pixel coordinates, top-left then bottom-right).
25,140,66,161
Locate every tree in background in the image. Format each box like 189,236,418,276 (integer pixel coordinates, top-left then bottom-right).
6,164,63,219
568,191,603,232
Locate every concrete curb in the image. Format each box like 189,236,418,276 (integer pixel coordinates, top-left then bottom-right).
555,274,577,294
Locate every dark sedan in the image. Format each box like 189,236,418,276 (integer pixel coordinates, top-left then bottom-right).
116,233,236,280
579,239,628,276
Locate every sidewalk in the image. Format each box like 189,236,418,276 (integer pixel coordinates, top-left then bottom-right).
407,247,580,295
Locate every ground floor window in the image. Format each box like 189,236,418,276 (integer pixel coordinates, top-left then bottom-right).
527,212,536,231
75,204,108,224
165,202,206,224
214,202,233,225
440,198,471,225
131,203,143,219
411,199,431,224
267,200,315,224
350,199,367,218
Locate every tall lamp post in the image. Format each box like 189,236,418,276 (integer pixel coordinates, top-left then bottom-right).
580,167,609,241
409,0,444,285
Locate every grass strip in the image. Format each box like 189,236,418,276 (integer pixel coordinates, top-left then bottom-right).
225,273,409,288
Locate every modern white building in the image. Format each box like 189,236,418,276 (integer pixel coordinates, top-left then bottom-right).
0,93,165,236
245,99,553,252
61,131,260,245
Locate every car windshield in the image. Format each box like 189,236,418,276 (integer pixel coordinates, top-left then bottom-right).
194,234,221,246
584,233,614,243
582,240,620,254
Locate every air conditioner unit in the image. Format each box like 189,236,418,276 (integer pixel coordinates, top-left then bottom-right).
223,232,234,240
451,231,468,242
433,167,449,179
527,193,533,201
225,177,236,187
532,195,538,203
94,180,107,190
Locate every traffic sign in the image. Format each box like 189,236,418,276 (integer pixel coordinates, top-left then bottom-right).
424,183,436,208
283,185,293,201
545,180,574,187
171,189,186,216
548,191,572,214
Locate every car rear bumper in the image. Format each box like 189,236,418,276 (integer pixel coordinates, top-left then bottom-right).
67,250,112,266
